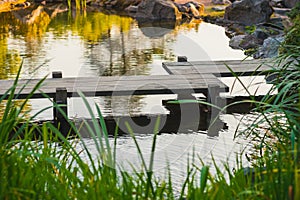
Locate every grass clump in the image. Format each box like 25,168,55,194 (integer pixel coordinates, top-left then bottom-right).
282,2,300,55
0,66,174,199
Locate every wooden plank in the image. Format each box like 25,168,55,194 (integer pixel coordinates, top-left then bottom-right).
163,59,274,77
0,74,229,99
164,58,274,66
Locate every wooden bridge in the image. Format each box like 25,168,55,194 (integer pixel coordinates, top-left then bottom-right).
0,57,275,137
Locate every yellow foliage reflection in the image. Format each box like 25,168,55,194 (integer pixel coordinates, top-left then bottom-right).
57,11,134,44
0,100,32,122
0,7,52,80
0,37,22,80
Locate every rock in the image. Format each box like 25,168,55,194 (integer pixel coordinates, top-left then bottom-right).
229,35,246,49
283,0,300,8
252,28,269,40
109,0,118,6
136,0,182,21
14,2,31,8
115,0,141,9
273,7,292,15
270,0,284,7
225,23,247,37
211,6,227,11
212,0,230,4
254,36,284,58
229,34,263,50
125,5,138,13
188,2,202,18
174,1,204,19
224,0,273,25
266,17,286,30
100,0,141,9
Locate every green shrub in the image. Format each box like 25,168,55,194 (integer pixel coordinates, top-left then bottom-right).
283,2,300,55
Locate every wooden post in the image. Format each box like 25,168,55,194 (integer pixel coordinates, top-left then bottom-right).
54,87,69,137
207,84,220,105
177,56,187,62
207,96,226,137
52,71,62,79
207,84,222,137
52,71,62,122
177,91,194,100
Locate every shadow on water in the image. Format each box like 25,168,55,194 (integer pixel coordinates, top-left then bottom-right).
137,20,176,38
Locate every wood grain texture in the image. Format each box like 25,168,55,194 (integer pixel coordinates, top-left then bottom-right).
163,59,275,76
0,59,276,100
0,74,228,99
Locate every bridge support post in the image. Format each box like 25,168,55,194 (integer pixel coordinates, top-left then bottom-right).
207,84,226,137
177,56,188,62
54,87,70,137
52,71,62,122
52,71,70,136
52,71,62,78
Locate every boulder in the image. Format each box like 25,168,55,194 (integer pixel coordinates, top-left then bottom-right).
283,0,300,8
88,0,141,10
115,0,141,9
125,5,138,13
136,0,182,21
252,28,269,40
212,0,231,5
224,0,273,25
174,1,204,19
254,36,284,58
273,7,292,15
212,6,227,11
229,34,263,50
225,23,247,37
270,0,285,7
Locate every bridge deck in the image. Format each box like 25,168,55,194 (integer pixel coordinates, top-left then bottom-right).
163,59,274,77
0,74,228,99
0,58,275,136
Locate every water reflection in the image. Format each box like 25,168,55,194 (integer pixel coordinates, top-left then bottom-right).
0,7,180,78
0,6,246,122
0,7,255,188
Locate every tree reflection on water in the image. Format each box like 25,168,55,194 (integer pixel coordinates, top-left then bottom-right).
0,5,203,118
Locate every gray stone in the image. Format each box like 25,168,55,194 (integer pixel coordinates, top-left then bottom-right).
252,29,269,40
136,0,182,21
254,36,284,58
125,5,138,13
229,34,263,50
212,6,226,11
174,2,204,19
273,7,291,15
270,0,284,7
212,0,231,5
224,0,273,25
283,0,300,8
